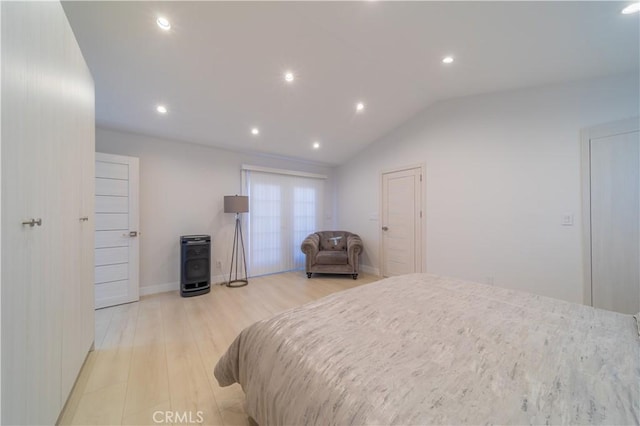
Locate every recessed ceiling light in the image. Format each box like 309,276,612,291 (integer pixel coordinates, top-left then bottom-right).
442,56,454,64
251,127,260,136
284,71,295,82
156,105,167,114
621,2,640,14
356,102,365,112
156,16,171,31
313,142,320,149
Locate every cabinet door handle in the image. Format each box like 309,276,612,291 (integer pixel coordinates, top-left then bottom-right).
79,217,89,222
22,218,42,227
381,226,389,231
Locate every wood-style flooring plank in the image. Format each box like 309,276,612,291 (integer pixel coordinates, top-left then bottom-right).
57,351,98,425
59,271,380,425
162,296,224,425
85,302,139,393
69,382,127,425
122,295,171,418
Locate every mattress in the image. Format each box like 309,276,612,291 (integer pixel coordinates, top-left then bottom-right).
214,273,640,425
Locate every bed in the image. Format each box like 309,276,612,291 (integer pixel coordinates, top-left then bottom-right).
214,273,640,425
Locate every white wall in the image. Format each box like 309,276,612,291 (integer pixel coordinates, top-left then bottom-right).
96,127,335,294
336,73,639,304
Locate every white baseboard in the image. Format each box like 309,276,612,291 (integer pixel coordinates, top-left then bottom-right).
360,264,381,276
210,274,228,286
139,268,379,296
139,281,179,296
139,274,228,296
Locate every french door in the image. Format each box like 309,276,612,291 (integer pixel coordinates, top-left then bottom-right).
244,167,325,277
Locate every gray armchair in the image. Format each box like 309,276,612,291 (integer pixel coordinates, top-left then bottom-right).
301,231,363,279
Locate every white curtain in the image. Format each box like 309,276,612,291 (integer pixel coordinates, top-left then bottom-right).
244,169,324,276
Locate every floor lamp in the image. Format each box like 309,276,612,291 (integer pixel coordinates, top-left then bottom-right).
224,195,249,287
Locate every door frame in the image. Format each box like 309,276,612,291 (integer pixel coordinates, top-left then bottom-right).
379,163,425,277
580,116,639,306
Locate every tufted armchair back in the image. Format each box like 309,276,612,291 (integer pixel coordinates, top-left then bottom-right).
317,231,350,251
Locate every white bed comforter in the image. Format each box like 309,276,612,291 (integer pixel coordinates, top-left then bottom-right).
214,274,640,425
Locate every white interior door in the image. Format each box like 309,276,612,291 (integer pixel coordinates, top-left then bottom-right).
95,153,139,309
381,166,423,277
589,127,639,314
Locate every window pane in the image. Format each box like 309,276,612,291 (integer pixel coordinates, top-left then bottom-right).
293,186,317,268
249,183,281,270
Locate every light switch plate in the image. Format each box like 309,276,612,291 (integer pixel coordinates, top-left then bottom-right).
561,213,574,226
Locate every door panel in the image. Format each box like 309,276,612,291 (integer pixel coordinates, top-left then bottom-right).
95,153,139,309
96,161,128,179
96,195,128,213
381,167,423,277
95,280,130,301
96,177,128,196
95,247,129,266
95,213,128,230
95,230,129,249
95,263,129,284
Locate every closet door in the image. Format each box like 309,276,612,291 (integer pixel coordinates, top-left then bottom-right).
80,110,96,360
1,3,49,421
1,3,68,423
60,57,96,399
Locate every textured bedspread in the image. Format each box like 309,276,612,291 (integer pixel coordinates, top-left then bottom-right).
214,274,640,425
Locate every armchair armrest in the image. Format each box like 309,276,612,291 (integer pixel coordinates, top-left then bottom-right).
300,234,320,272
301,233,320,254
346,234,363,269
301,233,320,270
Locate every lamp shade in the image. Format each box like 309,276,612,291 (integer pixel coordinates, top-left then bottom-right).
224,195,249,213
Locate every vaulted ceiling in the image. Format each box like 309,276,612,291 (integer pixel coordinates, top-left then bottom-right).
63,1,639,166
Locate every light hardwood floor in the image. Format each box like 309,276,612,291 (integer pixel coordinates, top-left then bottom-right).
58,271,380,425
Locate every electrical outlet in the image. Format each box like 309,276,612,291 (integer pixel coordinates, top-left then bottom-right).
561,213,574,226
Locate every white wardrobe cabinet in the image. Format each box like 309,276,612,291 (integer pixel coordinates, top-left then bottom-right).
1,1,96,424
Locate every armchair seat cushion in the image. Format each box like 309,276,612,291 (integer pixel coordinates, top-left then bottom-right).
316,250,348,265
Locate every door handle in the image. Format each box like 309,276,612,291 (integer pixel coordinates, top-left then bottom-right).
382,226,389,231
22,218,42,227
